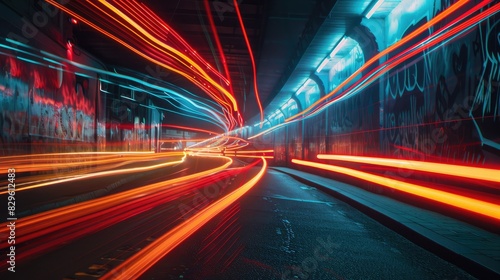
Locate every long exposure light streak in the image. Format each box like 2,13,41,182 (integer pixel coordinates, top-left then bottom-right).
0,157,257,271
285,0,486,122
160,88,228,128
315,0,500,111
0,152,160,179
292,159,500,220
204,0,235,98
0,156,234,251
46,1,208,97
136,1,231,86
251,1,497,139
0,153,186,194
317,154,500,184
2,37,231,132
45,0,240,130
235,149,274,154
302,0,497,120
0,152,165,174
233,0,264,125
101,157,267,279
234,155,274,159
103,0,234,97
187,134,249,151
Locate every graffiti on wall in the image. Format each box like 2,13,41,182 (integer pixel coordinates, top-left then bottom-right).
384,16,428,161
0,51,96,155
384,1,500,164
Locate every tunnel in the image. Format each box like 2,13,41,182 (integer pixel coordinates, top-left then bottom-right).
0,0,499,279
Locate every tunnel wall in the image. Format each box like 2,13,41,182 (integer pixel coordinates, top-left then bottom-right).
0,1,161,155
260,1,500,168
381,0,500,166
0,46,100,155
0,1,98,155
0,1,104,155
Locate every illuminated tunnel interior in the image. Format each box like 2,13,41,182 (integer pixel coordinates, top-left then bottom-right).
0,0,499,279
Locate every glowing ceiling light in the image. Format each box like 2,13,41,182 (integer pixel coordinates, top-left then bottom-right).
316,57,330,73
365,0,385,19
285,0,482,123
329,37,347,58
296,78,313,95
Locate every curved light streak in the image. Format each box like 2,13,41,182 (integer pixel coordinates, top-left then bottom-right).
0,156,234,249
292,159,500,220
101,157,267,279
1,38,231,132
100,0,235,107
251,1,497,139
45,0,239,127
136,1,231,86
204,0,235,97
311,0,499,117
285,0,484,122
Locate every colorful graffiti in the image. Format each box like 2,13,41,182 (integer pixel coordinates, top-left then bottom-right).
383,1,500,165
254,0,500,173
0,49,97,155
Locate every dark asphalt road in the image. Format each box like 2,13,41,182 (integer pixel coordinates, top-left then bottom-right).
0,161,477,279
143,168,476,280
0,156,251,279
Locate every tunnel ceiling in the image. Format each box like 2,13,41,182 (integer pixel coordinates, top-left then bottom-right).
71,0,392,127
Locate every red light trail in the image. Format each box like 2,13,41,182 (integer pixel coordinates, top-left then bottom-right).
46,0,240,131
233,0,264,126
101,157,267,279
0,155,242,267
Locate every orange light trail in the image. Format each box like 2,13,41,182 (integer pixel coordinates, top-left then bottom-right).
0,157,259,270
285,0,482,122
136,1,231,86
250,1,496,140
101,157,267,279
306,0,500,120
0,152,164,186
317,154,500,184
0,156,234,250
0,151,153,160
46,0,240,130
292,159,500,220
0,152,172,174
100,0,236,106
45,1,205,94
0,153,186,194
186,135,249,152
101,0,235,113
